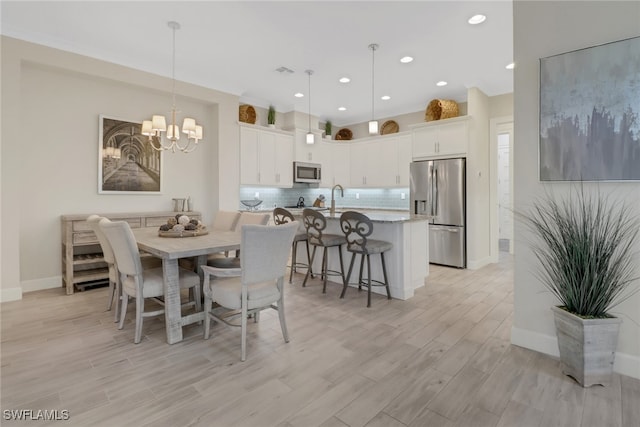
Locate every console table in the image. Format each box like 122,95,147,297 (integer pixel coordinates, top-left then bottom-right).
60,211,201,294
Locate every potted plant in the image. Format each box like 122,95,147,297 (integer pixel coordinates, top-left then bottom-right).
520,186,639,387
325,120,332,139
267,105,276,128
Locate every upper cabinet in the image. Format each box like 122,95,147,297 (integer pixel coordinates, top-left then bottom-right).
240,124,293,187
348,133,412,188
411,116,470,159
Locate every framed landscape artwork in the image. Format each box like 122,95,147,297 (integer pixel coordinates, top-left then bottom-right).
539,36,640,181
98,115,162,194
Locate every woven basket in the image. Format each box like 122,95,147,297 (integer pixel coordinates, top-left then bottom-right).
381,120,399,135
425,99,459,121
335,128,353,141
239,105,256,124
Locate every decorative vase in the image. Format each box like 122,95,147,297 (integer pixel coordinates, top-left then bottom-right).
551,306,621,387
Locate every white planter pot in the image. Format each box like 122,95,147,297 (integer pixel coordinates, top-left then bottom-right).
551,306,621,387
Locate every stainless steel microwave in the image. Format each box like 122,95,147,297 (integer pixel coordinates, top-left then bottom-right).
293,161,322,183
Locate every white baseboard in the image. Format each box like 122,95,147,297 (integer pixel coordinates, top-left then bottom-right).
21,276,62,293
0,286,22,302
511,326,640,380
467,256,493,270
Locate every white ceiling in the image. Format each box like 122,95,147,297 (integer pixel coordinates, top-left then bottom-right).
1,0,513,126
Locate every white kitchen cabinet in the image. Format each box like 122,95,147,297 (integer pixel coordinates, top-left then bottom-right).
396,134,412,186
240,125,293,187
348,134,411,188
330,143,350,187
411,117,469,159
349,139,397,187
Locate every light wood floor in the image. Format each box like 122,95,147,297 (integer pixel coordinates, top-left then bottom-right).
1,254,638,427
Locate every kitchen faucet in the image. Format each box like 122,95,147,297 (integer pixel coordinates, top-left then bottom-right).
330,184,344,215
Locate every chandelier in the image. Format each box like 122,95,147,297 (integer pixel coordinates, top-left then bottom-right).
141,21,203,153
306,69,315,144
368,43,379,135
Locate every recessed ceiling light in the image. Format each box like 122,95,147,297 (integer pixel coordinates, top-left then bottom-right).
400,56,413,64
338,107,346,111
381,95,391,101
294,92,304,98
339,77,351,83
506,62,515,70
468,14,486,25
436,81,448,87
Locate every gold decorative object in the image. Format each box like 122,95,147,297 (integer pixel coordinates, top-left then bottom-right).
425,99,459,121
380,120,399,135
335,128,353,141
239,105,256,124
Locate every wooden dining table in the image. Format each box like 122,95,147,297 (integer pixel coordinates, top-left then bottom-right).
132,227,241,344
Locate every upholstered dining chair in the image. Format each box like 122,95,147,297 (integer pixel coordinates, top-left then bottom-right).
339,211,393,307
201,221,298,361
86,215,120,321
208,211,270,269
211,210,241,232
99,218,202,343
273,207,313,283
301,208,346,293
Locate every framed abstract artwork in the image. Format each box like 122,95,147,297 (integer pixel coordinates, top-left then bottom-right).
539,36,640,181
98,115,163,194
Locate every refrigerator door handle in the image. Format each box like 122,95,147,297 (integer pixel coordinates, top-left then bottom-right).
434,167,439,217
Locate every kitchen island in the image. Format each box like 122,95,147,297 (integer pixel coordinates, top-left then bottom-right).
292,209,429,300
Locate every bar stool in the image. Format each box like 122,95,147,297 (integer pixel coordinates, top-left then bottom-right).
301,208,346,293
273,207,313,283
339,211,392,307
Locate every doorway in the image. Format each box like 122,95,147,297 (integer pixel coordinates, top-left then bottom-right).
497,130,513,253
490,117,514,261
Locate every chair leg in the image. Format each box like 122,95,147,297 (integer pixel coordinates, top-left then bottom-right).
254,311,260,323
203,294,212,340
278,301,289,343
366,254,372,308
341,252,357,299
322,246,328,293
289,241,297,284
134,296,144,344
302,246,317,288
305,240,314,278
241,305,248,362
118,294,128,330
107,279,115,311
113,279,121,323
193,283,202,313
338,245,346,287
358,254,365,291
381,252,391,300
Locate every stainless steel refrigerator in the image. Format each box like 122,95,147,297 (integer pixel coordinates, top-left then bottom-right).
410,158,466,268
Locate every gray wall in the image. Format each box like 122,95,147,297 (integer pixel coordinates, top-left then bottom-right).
512,1,640,378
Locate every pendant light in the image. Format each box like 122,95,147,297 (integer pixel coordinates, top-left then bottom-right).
141,21,203,153
305,69,315,144
368,43,379,135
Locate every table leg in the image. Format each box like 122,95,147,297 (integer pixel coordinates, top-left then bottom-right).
163,258,182,344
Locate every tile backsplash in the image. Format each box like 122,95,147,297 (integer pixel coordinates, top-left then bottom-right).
240,186,410,211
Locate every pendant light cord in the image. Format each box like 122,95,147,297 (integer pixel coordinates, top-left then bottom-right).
369,43,378,121
306,70,313,133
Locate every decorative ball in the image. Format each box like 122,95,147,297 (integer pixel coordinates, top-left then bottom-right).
184,223,197,231
190,219,199,226
167,217,177,226
159,224,171,232
178,215,190,225
197,222,204,230
172,224,185,232
175,214,182,222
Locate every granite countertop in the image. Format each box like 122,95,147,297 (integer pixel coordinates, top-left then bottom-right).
245,206,430,223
